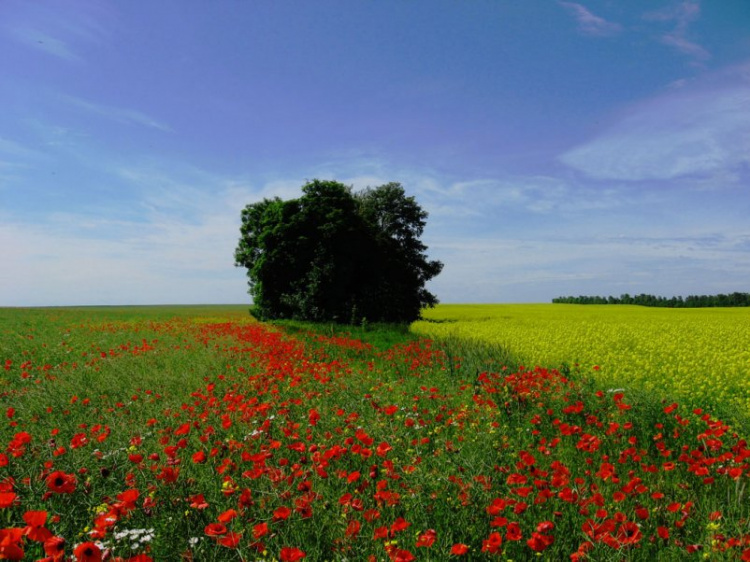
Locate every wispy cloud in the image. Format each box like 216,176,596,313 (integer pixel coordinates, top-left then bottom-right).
559,62,750,181
558,2,622,37
0,136,42,159
4,0,113,63
9,26,82,62
643,1,710,63
61,95,173,132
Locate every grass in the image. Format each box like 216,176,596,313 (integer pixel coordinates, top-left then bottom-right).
1,305,749,561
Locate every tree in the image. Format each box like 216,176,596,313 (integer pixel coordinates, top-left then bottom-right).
234,179,443,323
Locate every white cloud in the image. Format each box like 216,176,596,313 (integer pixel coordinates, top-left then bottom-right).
61,95,173,132
643,1,710,63
559,63,750,181
558,2,622,37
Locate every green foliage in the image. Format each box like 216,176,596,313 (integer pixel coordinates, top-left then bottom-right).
234,179,443,323
552,292,750,307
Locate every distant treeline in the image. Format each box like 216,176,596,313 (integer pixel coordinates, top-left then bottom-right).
552,292,750,308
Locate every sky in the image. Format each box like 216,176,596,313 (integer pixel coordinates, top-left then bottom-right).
1,0,749,307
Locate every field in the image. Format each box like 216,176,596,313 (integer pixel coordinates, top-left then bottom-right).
413,304,750,423
2,305,750,561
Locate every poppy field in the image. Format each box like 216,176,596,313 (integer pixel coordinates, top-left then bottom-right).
2,305,750,561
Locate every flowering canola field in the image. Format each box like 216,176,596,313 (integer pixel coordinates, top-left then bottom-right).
413,304,750,415
3,306,750,561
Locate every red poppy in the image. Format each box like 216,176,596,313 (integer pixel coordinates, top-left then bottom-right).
23,510,53,542
0,492,17,508
217,509,238,523
43,535,66,560
273,506,292,521
73,541,102,562
218,532,242,548
345,519,361,538
451,543,469,555
253,522,269,539
506,522,522,541
527,532,554,552
156,466,179,483
391,517,411,534
416,529,436,547
376,442,392,457
482,532,503,554
536,521,554,534
189,493,209,509
635,506,649,520
204,523,228,536
664,403,679,414
46,471,77,494
393,549,416,562
616,521,642,545
374,526,389,539
0,528,24,561
279,547,306,561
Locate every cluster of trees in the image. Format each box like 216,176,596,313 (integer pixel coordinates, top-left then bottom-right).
234,180,443,323
552,293,750,308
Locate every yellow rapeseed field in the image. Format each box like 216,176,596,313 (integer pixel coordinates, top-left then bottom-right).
412,304,750,415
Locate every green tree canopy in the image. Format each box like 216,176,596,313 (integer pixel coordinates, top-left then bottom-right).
234,179,443,323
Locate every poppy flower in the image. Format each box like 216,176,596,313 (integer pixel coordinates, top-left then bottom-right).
390,517,410,534
204,523,227,537
390,549,416,562
0,528,24,561
279,546,306,561
0,492,17,508
482,532,503,554
416,529,436,547
374,526,389,539
23,510,53,542
46,471,77,494
451,543,469,555
536,521,555,534
273,506,292,521
217,509,238,523
616,521,642,545
156,466,179,483
527,532,554,552
253,522,269,539
43,535,66,560
73,541,102,562
189,493,209,509
218,532,242,548
345,519,361,538
506,522,522,541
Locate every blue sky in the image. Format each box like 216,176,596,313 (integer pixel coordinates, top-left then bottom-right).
1,0,749,306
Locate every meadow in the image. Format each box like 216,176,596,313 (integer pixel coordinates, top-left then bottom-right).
1,304,750,561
